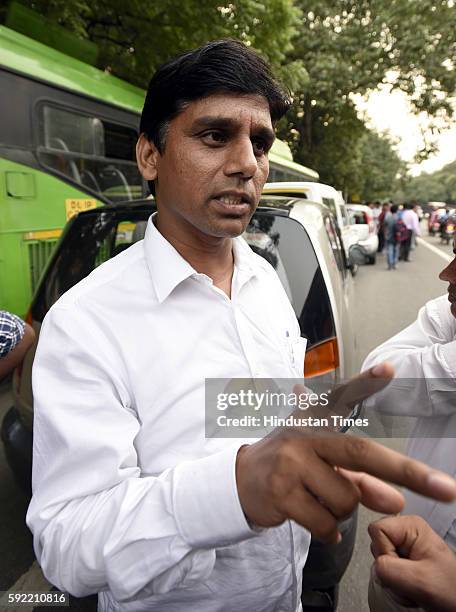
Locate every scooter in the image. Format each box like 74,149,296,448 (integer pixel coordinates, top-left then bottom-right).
441,217,456,245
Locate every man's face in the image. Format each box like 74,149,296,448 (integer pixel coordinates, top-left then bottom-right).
439,237,456,317
137,93,274,240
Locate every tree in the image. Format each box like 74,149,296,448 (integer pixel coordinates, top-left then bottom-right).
10,0,306,89
394,160,456,203
357,130,405,201
6,1,456,196
277,0,456,190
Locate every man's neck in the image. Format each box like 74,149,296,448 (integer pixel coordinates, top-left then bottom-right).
154,213,235,296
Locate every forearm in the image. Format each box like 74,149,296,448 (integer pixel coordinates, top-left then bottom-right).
363,342,456,417
28,444,255,600
362,299,456,417
0,323,35,380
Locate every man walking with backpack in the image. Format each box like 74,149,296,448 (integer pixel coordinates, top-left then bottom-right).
384,204,401,270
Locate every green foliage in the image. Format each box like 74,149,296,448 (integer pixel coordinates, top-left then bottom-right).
17,0,305,89
277,0,456,196
394,160,456,203
8,1,456,201
357,130,405,201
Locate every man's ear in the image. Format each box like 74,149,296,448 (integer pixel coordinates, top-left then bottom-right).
136,134,160,181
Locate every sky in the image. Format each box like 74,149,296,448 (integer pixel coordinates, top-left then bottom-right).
353,86,456,177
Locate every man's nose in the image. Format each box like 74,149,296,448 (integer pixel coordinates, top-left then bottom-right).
439,257,456,282
224,137,259,179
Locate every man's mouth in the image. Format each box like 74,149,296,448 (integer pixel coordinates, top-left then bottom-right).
211,192,253,214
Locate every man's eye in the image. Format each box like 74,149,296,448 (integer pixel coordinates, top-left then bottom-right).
202,131,227,145
252,138,269,155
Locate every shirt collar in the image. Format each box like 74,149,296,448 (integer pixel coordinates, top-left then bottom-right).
143,213,259,303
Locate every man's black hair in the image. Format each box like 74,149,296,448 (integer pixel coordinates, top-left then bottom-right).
139,39,290,195
391,204,399,214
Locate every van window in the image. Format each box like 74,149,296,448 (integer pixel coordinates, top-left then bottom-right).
244,214,336,347
37,104,142,202
340,205,351,226
324,216,346,276
322,197,338,220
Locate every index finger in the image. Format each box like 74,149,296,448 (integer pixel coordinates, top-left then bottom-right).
313,434,456,503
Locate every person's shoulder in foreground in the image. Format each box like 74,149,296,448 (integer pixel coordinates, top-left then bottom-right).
361,235,456,554
363,234,456,379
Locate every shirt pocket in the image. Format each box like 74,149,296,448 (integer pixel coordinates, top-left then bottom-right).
282,337,307,378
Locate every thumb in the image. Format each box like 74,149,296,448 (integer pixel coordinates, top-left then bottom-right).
329,361,395,410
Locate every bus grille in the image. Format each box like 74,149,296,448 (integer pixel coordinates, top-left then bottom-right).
27,240,59,292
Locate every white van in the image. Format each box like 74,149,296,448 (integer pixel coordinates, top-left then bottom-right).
263,182,362,274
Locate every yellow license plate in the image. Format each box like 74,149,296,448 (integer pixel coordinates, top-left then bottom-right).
65,198,97,221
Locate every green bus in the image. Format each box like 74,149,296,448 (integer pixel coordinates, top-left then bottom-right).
0,25,319,317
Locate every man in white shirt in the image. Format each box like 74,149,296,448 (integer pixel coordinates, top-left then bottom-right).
399,203,421,262
27,40,456,612
363,238,456,548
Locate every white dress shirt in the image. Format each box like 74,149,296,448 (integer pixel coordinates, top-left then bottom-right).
362,295,456,543
27,214,310,611
401,209,421,235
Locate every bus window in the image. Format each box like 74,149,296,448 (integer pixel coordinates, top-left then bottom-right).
37,104,142,202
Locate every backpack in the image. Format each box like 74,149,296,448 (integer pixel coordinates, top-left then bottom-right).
395,219,408,243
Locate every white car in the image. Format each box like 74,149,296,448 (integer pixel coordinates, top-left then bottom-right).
345,203,379,264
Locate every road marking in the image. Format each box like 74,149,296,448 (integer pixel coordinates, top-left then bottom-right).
417,237,453,263
0,561,52,612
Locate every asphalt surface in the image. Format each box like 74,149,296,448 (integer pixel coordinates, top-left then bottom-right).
0,222,453,612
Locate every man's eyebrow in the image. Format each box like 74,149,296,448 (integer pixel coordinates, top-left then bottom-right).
190,116,275,143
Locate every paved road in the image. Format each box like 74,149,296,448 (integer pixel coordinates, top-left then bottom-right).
0,223,453,611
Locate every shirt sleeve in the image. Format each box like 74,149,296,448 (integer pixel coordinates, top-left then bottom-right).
0,311,25,359
27,304,258,601
362,296,456,417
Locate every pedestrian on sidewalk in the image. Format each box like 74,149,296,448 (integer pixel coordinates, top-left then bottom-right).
377,202,389,253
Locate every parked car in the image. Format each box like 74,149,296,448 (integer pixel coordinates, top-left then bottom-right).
345,203,379,264
2,196,358,611
262,182,364,276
